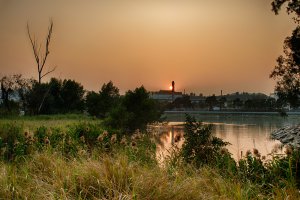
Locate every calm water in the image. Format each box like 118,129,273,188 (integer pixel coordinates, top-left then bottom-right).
154,113,300,160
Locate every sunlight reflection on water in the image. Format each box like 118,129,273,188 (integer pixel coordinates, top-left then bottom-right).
154,114,300,161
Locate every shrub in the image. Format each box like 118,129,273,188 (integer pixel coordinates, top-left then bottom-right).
0,123,30,161
180,114,229,167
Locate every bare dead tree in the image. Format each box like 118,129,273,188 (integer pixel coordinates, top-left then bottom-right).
27,20,56,84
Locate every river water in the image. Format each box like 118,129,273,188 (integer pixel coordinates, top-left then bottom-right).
154,113,300,161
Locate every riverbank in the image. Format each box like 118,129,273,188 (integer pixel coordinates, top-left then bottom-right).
0,116,299,199
271,125,300,148
165,110,300,115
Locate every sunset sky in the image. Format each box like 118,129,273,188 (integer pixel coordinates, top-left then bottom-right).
0,0,297,95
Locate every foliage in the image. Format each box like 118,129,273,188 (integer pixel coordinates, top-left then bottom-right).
86,81,119,118
0,123,30,161
167,95,193,109
105,86,161,132
270,0,300,107
205,95,218,110
0,74,33,113
181,114,230,167
0,117,300,199
25,78,85,114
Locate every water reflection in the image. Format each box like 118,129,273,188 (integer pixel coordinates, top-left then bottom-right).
155,114,300,161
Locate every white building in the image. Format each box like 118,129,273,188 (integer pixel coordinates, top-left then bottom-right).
150,90,183,102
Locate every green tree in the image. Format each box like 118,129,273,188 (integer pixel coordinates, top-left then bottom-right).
122,86,161,131
181,114,229,167
61,79,85,113
270,0,300,107
86,81,119,118
86,91,101,117
0,74,32,113
105,86,161,132
25,78,84,114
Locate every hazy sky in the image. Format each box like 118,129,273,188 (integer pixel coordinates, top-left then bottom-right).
0,0,297,95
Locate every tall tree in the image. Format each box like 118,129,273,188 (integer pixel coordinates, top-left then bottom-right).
27,20,56,84
86,81,119,118
270,0,300,107
0,74,32,111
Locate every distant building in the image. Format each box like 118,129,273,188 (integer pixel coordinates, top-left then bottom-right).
150,90,183,102
190,96,205,104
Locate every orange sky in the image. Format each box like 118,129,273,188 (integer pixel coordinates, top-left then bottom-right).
0,0,297,95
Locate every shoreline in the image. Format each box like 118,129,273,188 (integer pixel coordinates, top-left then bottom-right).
164,110,300,115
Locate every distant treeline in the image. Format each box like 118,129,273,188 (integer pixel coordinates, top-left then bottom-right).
163,92,288,112
0,74,292,120
0,75,161,132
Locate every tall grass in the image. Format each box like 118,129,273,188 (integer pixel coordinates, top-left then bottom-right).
0,117,299,199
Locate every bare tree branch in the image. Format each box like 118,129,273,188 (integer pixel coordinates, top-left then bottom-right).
41,66,57,79
27,19,55,84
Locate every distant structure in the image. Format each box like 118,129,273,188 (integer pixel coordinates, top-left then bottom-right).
150,90,182,102
172,81,175,102
150,81,182,102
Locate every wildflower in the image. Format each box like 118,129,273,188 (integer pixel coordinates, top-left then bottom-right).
246,150,251,157
79,149,87,156
44,137,50,145
97,135,104,142
13,140,20,147
80,135,85,143
174,134,181,143
131,134,137,141
85,127,90,132
47,129,52,135
111,134,117,144
131,141,137,148
120,136,127,145
253,148,259,156
24,131,29,137
102,130,108,137
285,146,293,155
135,129,140,135
150,138,155,143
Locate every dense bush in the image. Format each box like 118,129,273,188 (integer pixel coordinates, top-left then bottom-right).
25,78,85,115
105,86,161,132
181,114,230,167
86,81,120,118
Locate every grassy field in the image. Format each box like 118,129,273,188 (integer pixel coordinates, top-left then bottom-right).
0,114,98,131
0,115,299,199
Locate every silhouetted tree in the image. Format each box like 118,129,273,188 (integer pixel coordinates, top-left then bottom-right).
25,78,84,114
0,74,32,112
233,98,243,109
86,81,119,118
270,0,300,107
61,79,85,113
86,91,101,117
205,95,218,110
219,97,227,110
172,95,193,109
27,20,56,84
105,86,161,132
